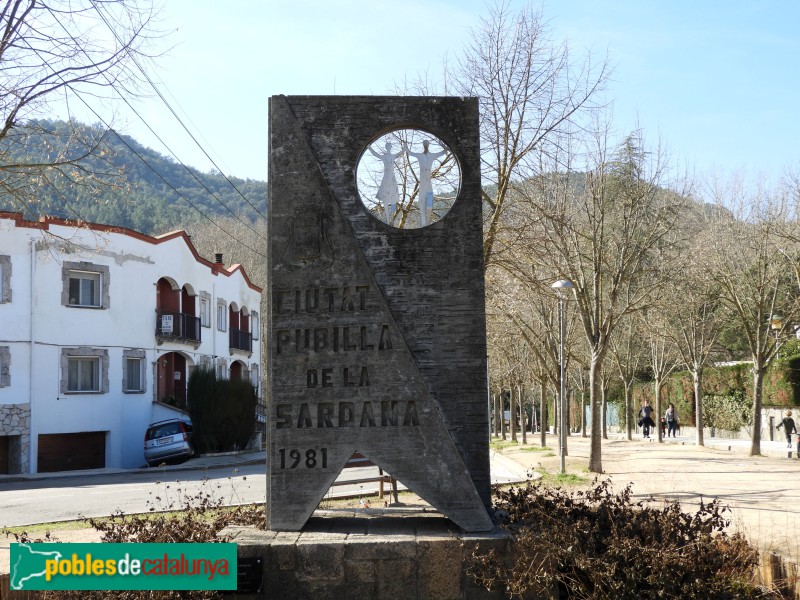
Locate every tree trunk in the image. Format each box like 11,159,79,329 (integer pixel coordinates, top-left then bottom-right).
563,388,569,456
589,357,603,473
624,381,633,440
601,381,608,439
490,394,494,437
493,393,499,437
540,380,547,447
501,391,507,441
580,384,587,438
553,388,558,435
494,392,503,437
519,387,527,444
692,368,704,446
510,388,517,442
655,378,663,443
750,366,765,456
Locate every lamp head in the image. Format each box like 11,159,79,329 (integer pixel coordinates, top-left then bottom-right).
551,280,574,295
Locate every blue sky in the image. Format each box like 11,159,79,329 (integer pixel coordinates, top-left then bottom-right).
78,0,800,185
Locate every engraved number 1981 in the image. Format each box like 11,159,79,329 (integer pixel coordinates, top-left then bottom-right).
278,448,328,469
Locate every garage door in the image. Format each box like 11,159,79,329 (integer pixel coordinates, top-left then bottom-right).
38,432,106,473
0,436,8,474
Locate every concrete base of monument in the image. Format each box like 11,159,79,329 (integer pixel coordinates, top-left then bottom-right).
221,506,543,599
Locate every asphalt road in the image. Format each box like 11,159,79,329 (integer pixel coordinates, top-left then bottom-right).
0,463,404,527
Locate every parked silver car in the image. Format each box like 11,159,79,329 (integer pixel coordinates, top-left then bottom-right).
143,419,194,467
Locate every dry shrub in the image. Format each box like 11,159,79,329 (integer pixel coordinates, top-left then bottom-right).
468,479,783,599
86,475,265,543
5,476,264,600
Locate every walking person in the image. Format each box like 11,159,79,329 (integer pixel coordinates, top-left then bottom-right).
776,410,797,448
638,400,655,439
665,403,679,438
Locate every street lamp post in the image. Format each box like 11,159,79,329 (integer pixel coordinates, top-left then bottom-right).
551,279,574,474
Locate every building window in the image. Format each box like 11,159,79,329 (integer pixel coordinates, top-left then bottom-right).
68,357,100,392
70,271,101,306
0,346,10,387
60,347,109,394
0,255,11,303
216,358,227,380
216,299,227,332
199,291,212,328
122,349,146,393
126,359,143,392
251,311,259,340
61,261,110,309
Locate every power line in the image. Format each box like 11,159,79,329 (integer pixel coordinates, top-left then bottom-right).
44,4,266,243
90,1,268,220
16,35,268,259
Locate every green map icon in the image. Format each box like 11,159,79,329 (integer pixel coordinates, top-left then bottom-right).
9,542,237,591
10,544,63,590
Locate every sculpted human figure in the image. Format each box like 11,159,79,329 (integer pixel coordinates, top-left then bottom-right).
368,141,403,224
404,139,446,226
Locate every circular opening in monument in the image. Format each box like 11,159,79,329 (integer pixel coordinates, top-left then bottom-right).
356,129,461,229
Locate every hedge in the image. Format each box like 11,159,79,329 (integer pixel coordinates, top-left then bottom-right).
632,351,800,428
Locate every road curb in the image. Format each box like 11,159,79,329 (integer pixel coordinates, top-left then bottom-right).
0,454,266,484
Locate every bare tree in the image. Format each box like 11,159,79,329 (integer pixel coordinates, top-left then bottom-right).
598,367,615,439
571,361,589,437
0,0,162,215
402,1,608,274
666,226,723,447
489,271,584,450
706,178,800,455
642,311,679,443
610,316,645,440
488,327,532,443
527,129,687,472
528,357,553,443
487,307,519,441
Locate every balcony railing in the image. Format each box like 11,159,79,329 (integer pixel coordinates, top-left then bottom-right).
156,310,201,343
230,328,252,352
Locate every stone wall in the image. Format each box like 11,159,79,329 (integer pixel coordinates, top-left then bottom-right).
223,515,539,600
0,403,30,473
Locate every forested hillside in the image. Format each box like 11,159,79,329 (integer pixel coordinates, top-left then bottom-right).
0,119,267,236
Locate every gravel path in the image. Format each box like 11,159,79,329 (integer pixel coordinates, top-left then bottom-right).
498,432,800,565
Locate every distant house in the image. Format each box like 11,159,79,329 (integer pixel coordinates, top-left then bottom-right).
0,212,262,474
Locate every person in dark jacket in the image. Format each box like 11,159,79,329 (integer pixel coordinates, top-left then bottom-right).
777,410,797,448
638,401,656,439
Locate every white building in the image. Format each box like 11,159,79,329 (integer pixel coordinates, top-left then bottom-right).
0,212,262,474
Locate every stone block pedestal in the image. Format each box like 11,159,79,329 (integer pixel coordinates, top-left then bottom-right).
222,508,534,600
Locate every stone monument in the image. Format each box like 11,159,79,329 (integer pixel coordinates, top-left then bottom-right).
267,95,492,532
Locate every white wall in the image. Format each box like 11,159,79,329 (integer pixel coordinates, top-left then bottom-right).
0,214,262,472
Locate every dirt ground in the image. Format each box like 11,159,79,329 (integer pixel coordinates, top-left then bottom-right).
499,433,800,566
